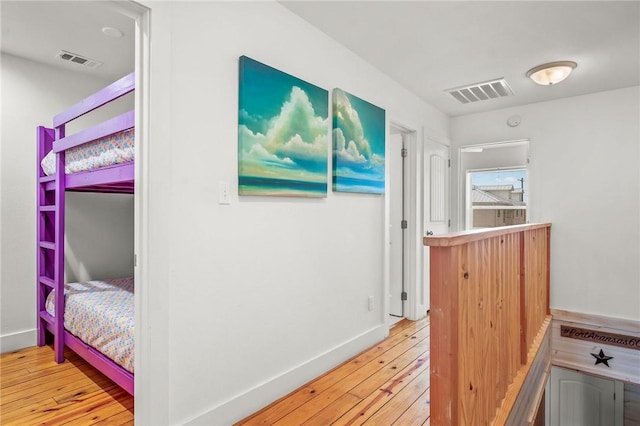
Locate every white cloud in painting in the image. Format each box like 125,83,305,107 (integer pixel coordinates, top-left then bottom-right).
240,86,328,181
333,128,367,165
245,142,295,167
239,108,267,134
333,90,383,178
371,153,384,166
333,89,372,165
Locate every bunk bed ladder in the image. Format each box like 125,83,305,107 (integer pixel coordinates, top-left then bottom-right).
36,125,66,363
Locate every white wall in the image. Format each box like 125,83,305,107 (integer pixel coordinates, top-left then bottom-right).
460,144,529,171
65,192,134,283
136,2,449,424
451,86,640,322
0,53,134,352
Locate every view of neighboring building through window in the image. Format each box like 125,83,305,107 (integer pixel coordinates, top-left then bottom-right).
469,168,527,228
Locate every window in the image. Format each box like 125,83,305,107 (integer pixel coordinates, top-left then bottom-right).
467,168,527,229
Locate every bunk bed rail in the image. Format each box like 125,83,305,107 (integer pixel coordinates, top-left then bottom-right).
53,72,135,128
53,110,134,153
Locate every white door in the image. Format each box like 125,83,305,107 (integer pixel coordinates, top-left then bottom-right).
423,140,450,312
549,366,621,426
389,132,404,317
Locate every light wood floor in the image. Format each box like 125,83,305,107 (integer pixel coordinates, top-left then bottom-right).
236,315,430,426
0,316,428,426
0,344,133,425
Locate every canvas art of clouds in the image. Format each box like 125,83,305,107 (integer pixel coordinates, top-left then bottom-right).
332,89,385,194
238,56,329,197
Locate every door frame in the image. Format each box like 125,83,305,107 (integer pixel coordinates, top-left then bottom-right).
457,139,530,231
385,121,422,323
385,123,451,323
113,0,151,422
388,129,407,318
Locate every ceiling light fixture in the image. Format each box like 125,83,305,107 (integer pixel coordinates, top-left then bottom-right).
526,61,577,85
102,26,124,38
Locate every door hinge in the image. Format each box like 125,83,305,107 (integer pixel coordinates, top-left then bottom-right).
401,147,408,158
448,159,451,167
448,219,451,228
401,220,407,229
613,392,616,400
401,291,408,301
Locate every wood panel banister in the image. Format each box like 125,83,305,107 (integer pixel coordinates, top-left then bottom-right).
423,222,551,247
424,223,551,425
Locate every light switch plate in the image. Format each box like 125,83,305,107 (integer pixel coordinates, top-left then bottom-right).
219,181,231,205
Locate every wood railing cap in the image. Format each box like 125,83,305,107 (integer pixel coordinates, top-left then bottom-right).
423,223,551,247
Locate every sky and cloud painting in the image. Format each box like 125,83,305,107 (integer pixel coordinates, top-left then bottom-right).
238,56,328,197
332,89,385,194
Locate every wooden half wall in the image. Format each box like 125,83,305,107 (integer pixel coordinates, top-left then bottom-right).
424,223,552,425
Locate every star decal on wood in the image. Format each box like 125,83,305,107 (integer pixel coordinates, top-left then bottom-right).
591,349,613,367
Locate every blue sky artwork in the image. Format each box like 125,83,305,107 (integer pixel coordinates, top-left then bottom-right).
238,56,329,197
332,89,385,194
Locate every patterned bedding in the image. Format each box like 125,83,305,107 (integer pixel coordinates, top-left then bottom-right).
41,128,135,176
45,277,134,373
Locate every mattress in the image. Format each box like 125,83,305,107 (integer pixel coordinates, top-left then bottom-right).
45,277,134,373
41,128,135,176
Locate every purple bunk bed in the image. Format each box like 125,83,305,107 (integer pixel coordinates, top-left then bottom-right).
36,72,135,395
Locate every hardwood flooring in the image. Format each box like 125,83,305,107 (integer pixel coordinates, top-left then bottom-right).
0,316,428,425
0,345,133,425
236,315,430,426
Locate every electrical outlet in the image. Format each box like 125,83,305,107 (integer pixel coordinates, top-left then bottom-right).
219,181,230,205
368,296,374,311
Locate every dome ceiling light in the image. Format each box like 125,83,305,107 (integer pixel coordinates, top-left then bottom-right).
526,61,577,85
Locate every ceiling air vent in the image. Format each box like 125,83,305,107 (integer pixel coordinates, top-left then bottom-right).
57,50,103,69
446,78,513,104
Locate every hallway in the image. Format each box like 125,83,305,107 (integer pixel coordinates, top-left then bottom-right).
236,315,430,425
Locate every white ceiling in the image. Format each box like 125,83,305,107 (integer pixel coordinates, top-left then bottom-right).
1,1,638,117
1,1,135,82
281,1,640,117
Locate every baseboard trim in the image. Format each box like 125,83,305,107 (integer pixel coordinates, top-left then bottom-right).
184,324,387,426
1,328,37,353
